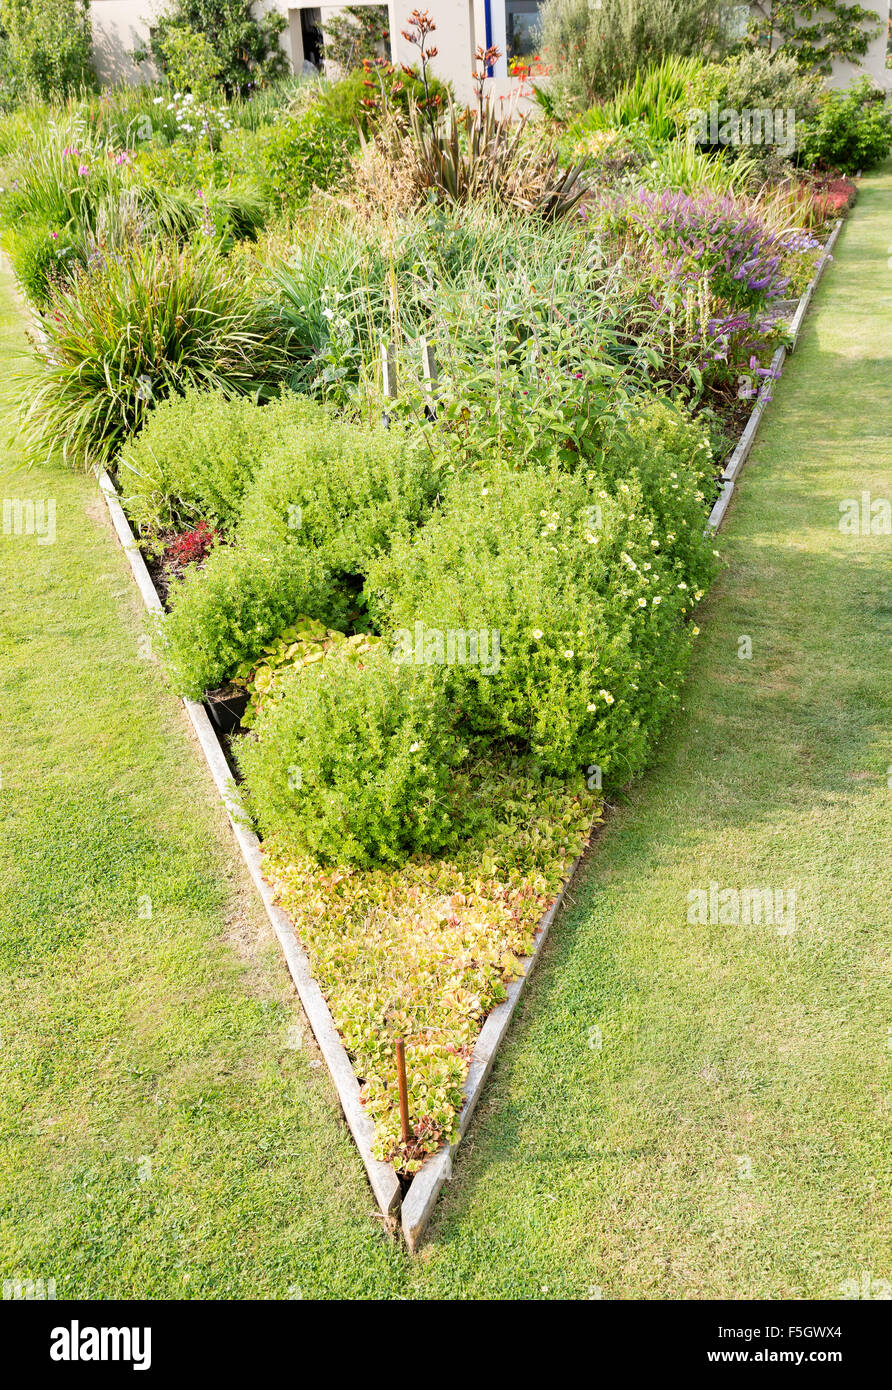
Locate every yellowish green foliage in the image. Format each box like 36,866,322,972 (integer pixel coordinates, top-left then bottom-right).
267,759,600,1170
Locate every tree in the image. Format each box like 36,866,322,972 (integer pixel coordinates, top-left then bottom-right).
322,5,389,74
136,0,288,96
0,0,93,101
748,1,883,74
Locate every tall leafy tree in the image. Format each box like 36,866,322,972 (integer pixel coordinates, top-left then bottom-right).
137,0,288,96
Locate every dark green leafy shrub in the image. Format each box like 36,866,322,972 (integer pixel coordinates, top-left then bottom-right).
238,645,457,867
368,466,708,781
135,0,287,97
161,541,328,698
799,78,892,174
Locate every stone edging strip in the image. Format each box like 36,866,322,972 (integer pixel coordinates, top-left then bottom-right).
705,219,841,534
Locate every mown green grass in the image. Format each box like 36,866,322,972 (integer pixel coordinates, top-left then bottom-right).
1,164,890,1301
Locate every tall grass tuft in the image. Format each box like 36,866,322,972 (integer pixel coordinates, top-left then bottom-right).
22,240,288,469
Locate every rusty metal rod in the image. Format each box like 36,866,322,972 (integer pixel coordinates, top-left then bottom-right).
395,1037,411,1147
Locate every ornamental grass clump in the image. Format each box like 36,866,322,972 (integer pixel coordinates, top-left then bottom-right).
21,239,288,467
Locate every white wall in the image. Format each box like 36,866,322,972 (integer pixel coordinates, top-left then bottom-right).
90,0,163,85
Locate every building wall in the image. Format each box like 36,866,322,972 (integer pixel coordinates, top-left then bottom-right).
748,1,891,91
90,1,892,96
90,0,163,85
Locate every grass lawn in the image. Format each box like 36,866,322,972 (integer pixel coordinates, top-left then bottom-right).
1,163,889,1301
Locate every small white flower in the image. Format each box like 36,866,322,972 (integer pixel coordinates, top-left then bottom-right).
637,597,647,607
563,649,574,659
599,689,615,705
532,629,543,641
408,741,421,753
653,596,662,606
587,702,597,712
677,582,688,590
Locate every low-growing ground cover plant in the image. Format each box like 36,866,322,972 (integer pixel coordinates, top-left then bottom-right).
267,757,598,1168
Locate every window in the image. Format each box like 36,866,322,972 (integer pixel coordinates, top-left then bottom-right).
505,0,542,60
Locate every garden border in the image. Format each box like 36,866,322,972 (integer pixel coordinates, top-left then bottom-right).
96,467,584,1248
7,208,841,1251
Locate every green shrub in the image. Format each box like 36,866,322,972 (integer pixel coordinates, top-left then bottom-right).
161,541,328,698
688,49,822,126
0,0,93,102
236,406,443,575
21,240,288,468
540,0,735,107
368,466,706,781
118,386,280,533
261,104,354,209
604,398,717,590
799,78,892,174
238,645,456,868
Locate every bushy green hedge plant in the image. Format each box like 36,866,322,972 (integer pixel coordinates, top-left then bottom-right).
238,646,456,868
799,78,892,174
236,407,443,574
118,386,281,533
161,542,329,698
261,104,354,208
368,465,709,781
